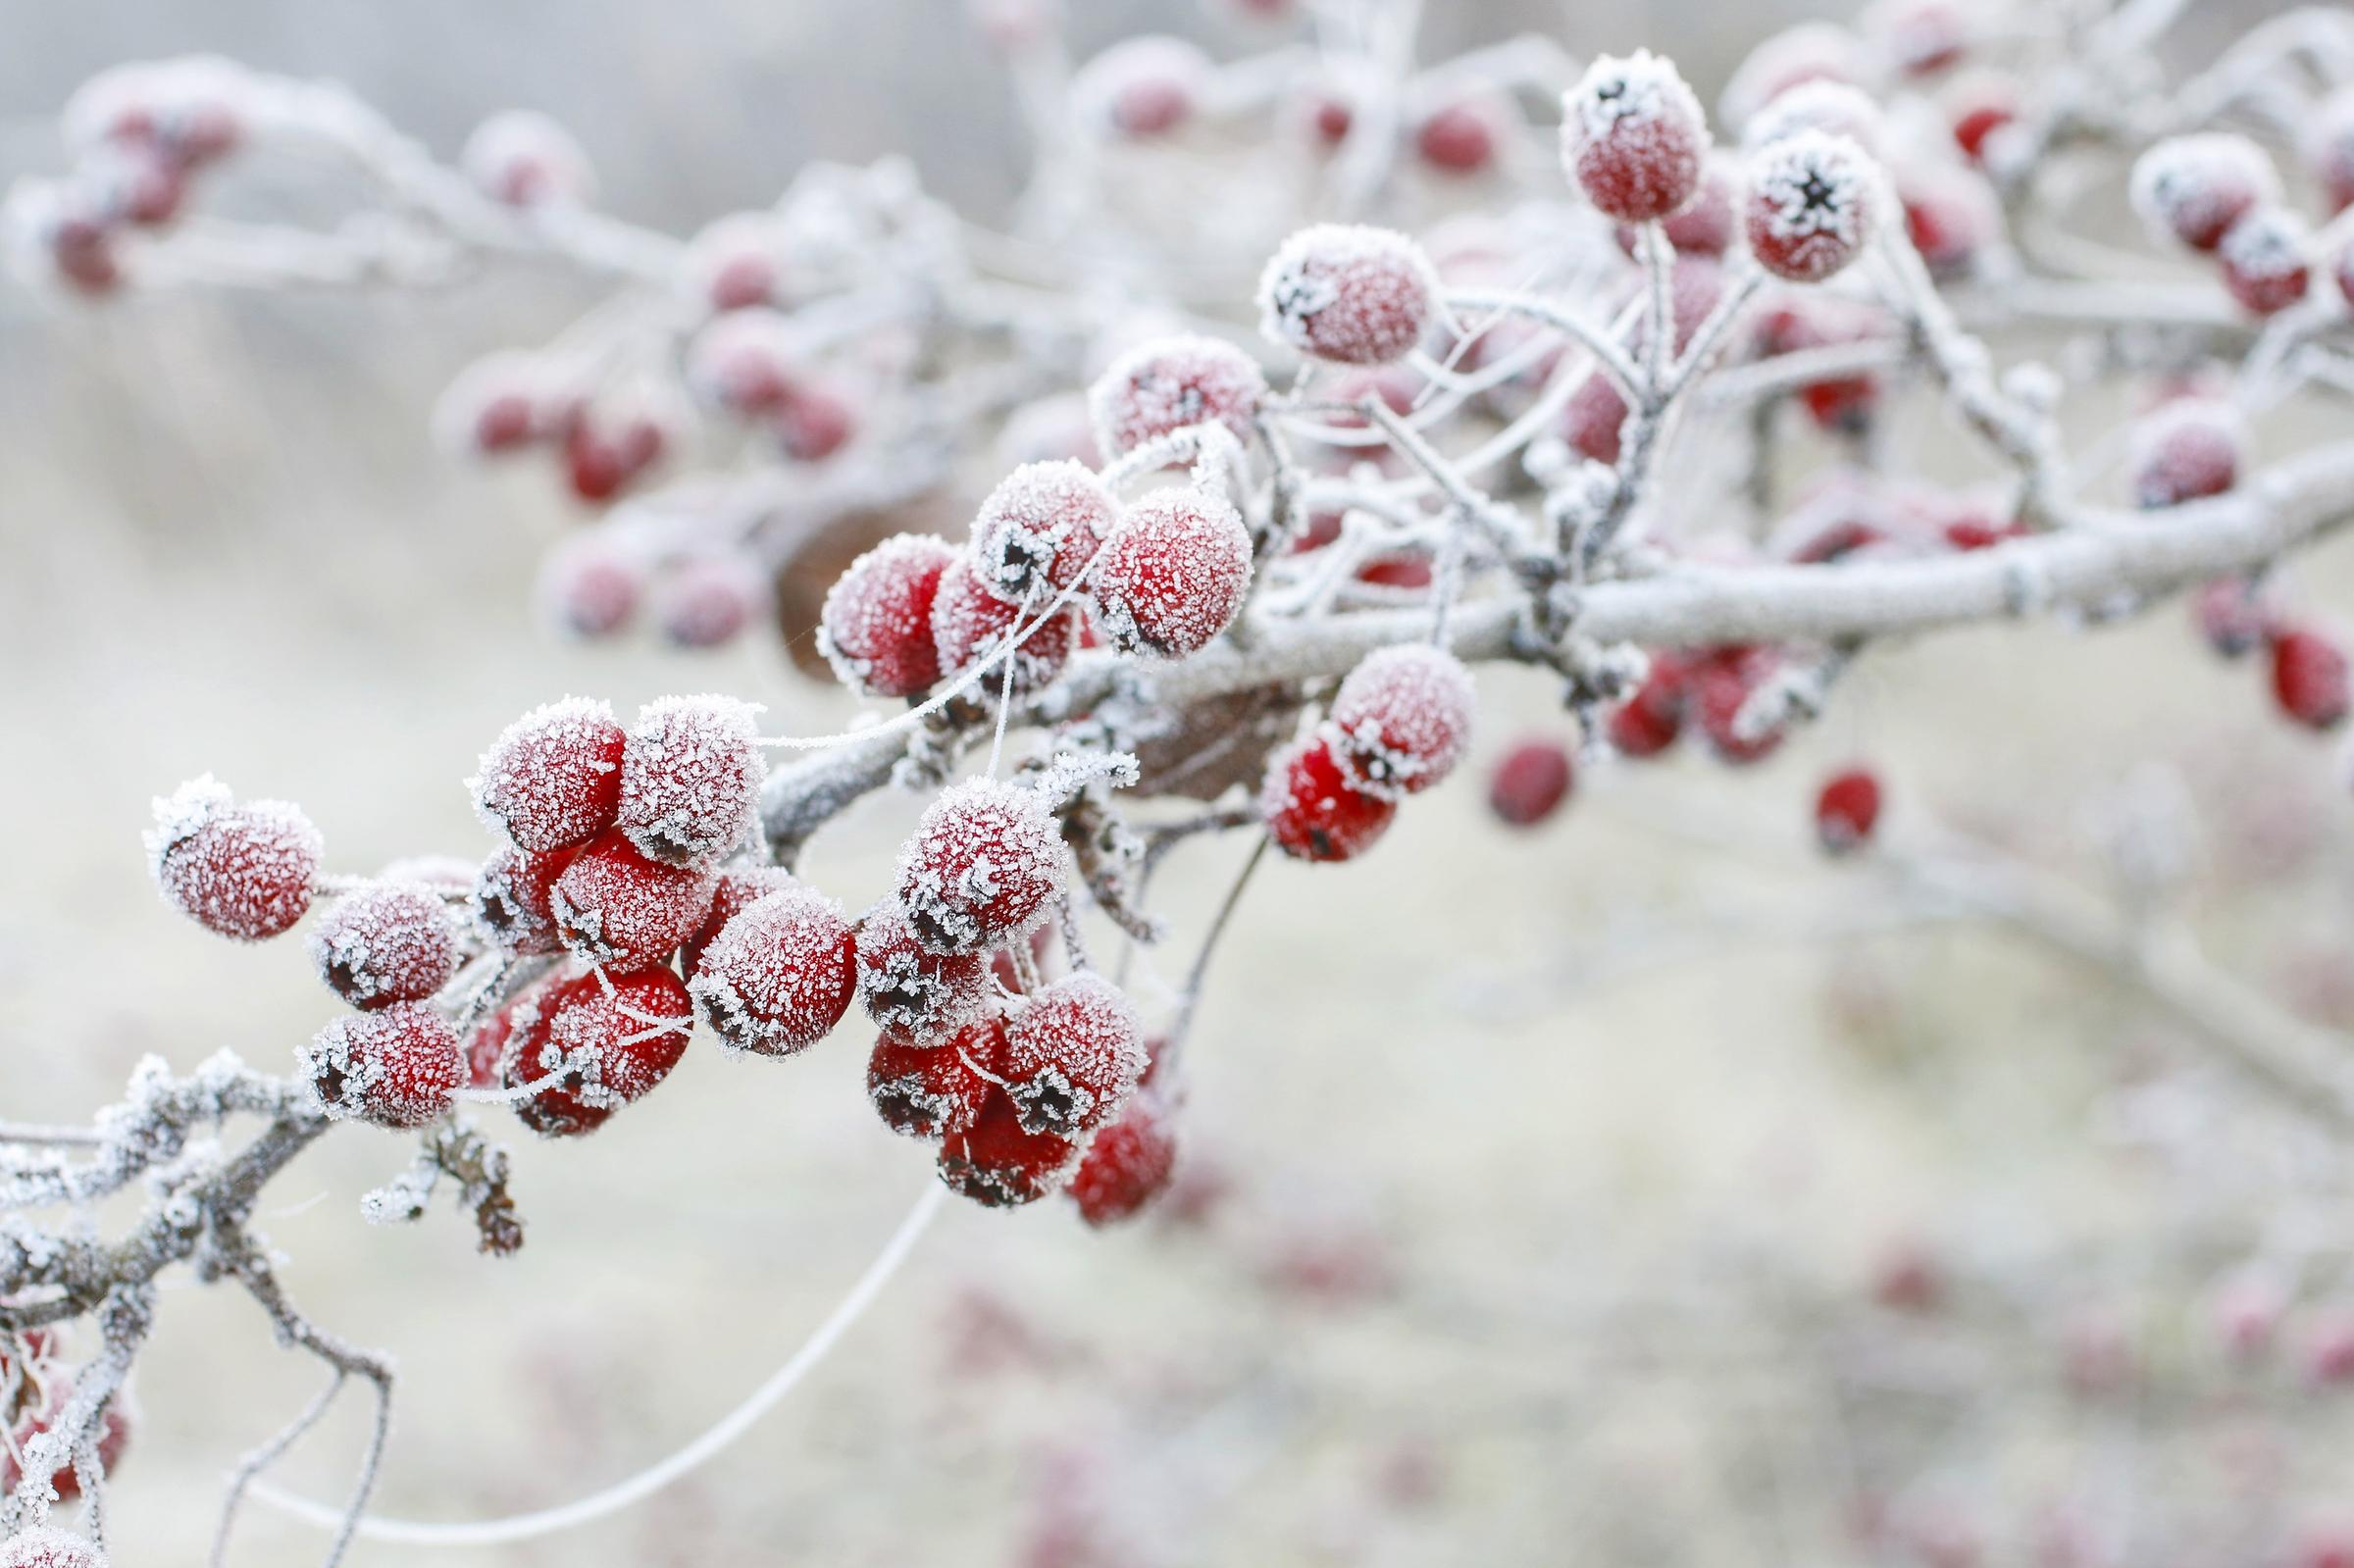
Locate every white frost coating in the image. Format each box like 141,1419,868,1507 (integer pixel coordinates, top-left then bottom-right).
816,533,956,697
469,696,626,853
1745,130,1875,282
893,779,1064,956
252,1182,949,1546
0,1524,108,1568
2218,206,2308,283
2130,398,2246,508
1088,334,1268,459
1001,973,1145,1138
1560,51,1709,222
2128,134,2279,250
1325,643,1477,798
855,901,990,1042
687,887,855,1057
1090,486,1254,660
969,460,1119,601
617,695,766,868
307,881,460,1007
143,775,322,941
1256,225,1437,367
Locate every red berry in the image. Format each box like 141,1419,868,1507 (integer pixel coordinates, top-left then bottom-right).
1613,157,1738,256
617,695,766,868
938,1095,1077,1208
1257,225,1438,367
309,881,461,1009
470,696,626,853
856,899,993,1043
474,843,576,956
2129,398,2242,509
461,110,595,208
680,865,802,981
0,1528,107,1568
1001,974,1145,1138
1560,371,1632,464
537,539,642,639
1746,131,1876,283
775,382,857,462
1068,1088,1178,1226
686,216,782,312
1899,163,2000,279
1076,36,1209,137
549,829,718,972
145,776,322,942
300,1001,464,1130
1414,99,1504,177
2218,206,2312,316
2312,91,2354,213
895,779,1065,956
1815,767,1884,852
1561,51,1710,224
1607,653,1689,757
868,1017,1002,1139
499,967,694,1138
1259,734,1396,862
2271,626,2350,731
1868,0,1970,75
970,460,1118,603
654,555,765,650
435,354,546,455
930,560,1075,698
688,886,858,1057
1306,93,1355,148
2303,1309,2354,1387
48,213,121,295
818,533,958,697
1692,645,1786,764
563,411,666,504
1090,485,1254,659
1951,100,2014,164
1327,643,1476,798
2130,134,2277,253
1089,334,1268,460
685,310,799,415
2,1384,130,1504
1488,737,1575,827
2192,576,2273,659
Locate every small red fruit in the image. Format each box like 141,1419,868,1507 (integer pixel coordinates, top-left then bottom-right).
145,776,322,942
1488,738,1575,827
617,695,766,868
562,407,666,503
2270,626,2350,731
2130,133,2277,253
474,843,576,956
2129,399,2243,509
549,829,718,973
819,533,959,698
1691,645,1786,764
857,898,994,1043
2311,91,2354,213
1561,51,1710,224
1327,643,1476,798
1001,974,1146,1138
938,1095,1077,1208
894,779,1065,956
1259,734,1397,862
929,560,1075,698
1746,131,1876,283
300,1002,465,1130
1607,652,1690,758
0,1527,108,1568
654,555,765,650
1076,35,1208,138
1089,334,1269,460
970,460,1118,603
537,539,642,639
680,865,802,981
1613,157,1738,257
2218,206,2312,316
461,109,595,208
309,881,461,1009
499,966,694,1138
471,696,626,853
1067,1089,1178,1226
775,382,857,462
2191,576,2272,659
1815,767,1884,852
1256,225,1438,367
1090,486,1254,659
1413,99,1505,177
868,1017,1002,1139
688,886,859,1058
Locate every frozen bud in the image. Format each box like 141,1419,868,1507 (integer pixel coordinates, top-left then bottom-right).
1561,51,1711,224
462,110,597,208
2129,134,2278,253
1257,225,1437,366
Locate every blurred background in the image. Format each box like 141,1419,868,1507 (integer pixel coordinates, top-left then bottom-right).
5,1,2354,1564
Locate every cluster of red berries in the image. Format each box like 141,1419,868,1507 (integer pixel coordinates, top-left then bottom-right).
1258,643,1476,862
0,1331,132,1513
1594,645,1794,766
2188,591,2353,734
2131,134,2343,317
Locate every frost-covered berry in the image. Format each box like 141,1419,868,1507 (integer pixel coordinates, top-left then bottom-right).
0,1527,108,1568
309,881,460,1010
1089,335,1269,459
938,1096,1077,1208
500,967,693,1138
537,539,642,639
1615,156,1738,256
971,460,1118,603
1561,51,1710,224
562,404,668,503
856,899,993,1043
895,780,1064,956
1002,974,1145,1138
461,110,595,208
868,1017,1002,1139
681,865,802,981
1866,0,1970,75
145,776,322,941
1090,486,1254,659
2311,92,2354,213
684,214,784,312
689,886,858,1058
617,695,765,868
1816,767,1883,852
1074,35,1210,138
1900,163,2000,279
1742,80,1885,157
1068,1089,1177,1226
930,560,1075,698
1257,225,1437,366
474,843,575,956
2271,627,2350,731
1561,257,1724,462
2129,399,2243,509
1608,652,1690,757
2129,134,2278,253
1327,643,1475,799
2218,207,2312,316
685,309,799,415
550,829,718,972
1746,131,1877,283
300,1002,464,1130
1488,737,1574,828
1260,735,1396,862
1692,645,1786,764
819,533,958,698
2192,576,2273,659
1414,98,1506,177
774,381,857,463
470,697,626,853
1948,76,2017,165
655,555,765,650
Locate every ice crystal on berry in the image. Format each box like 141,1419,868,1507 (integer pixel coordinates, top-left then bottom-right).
470,696,626,852
970,460,1118,602
1326,643,1476,799
818,533,957,697
309,880,461,1009
1561,51,1711,224
145,775,322,942
1746,130,1875,282
618,695,766,868
894,779,1065,956
300,1002,464,1130
689,886,859,1058
549,828,717,973
1089,335,1268,459
1002,973,1145,1138
1256,225,1438,367
858,898,994,1042
1090,485,1254,660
